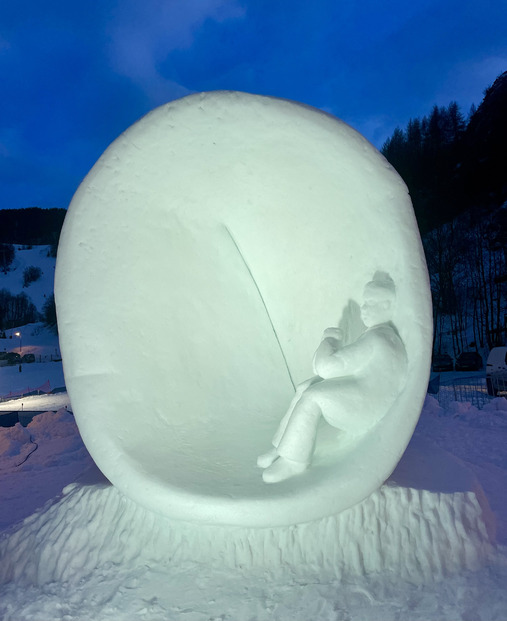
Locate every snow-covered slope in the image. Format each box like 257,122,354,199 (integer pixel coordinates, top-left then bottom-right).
0,244,61,395
0,245,55,313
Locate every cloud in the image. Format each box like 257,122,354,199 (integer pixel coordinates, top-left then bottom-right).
0,1,248,207
435,56,507,113
317,0,507,145
151,1,456,124
106,0,246,105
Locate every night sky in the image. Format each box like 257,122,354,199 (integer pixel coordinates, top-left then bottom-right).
1,0,506,209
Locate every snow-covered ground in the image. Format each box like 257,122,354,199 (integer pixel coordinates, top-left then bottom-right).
0,321,61,362
0,381,506,619
0,322,64,402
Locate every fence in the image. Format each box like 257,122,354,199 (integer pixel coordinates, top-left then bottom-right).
436,375,496,410
488,374,507,397
0,380,51,402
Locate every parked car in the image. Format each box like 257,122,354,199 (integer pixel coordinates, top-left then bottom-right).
432,353,454,372
21,353,35,364
486,346,507,396
4,352,21,365
455,351,483,372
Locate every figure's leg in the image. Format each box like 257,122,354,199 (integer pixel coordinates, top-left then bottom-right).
257,376,322,468
273,376,322,446
262,394,322,483
256,447,278,468
276,395,321,463
256,403,297,468
306,378,359,432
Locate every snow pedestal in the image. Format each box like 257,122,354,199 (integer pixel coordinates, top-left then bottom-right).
0,437,495,587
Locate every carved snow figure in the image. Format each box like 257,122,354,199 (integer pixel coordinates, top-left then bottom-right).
55,91,433,526
258,273,408,483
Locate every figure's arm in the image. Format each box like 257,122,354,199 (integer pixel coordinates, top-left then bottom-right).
312,327,343,376
314,330,374,379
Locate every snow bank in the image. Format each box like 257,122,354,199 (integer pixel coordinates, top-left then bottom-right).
0,408,93,532
0,423,34,469
0,409,74,474
26,408,75,440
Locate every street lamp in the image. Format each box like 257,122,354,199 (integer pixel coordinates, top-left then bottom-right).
14,331,21,354
14,331,22,372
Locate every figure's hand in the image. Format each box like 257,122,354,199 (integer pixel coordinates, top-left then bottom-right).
322,327,343,341
313,327,346,377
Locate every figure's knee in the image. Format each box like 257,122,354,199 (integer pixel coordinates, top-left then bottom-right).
294,391,321,417
301,382,325,401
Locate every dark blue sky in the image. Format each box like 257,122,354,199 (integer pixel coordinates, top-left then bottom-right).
1,0,506,209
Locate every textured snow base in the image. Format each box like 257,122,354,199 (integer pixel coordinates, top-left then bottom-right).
0,467,494,589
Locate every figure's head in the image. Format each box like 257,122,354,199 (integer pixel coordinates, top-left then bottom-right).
360,272,396,328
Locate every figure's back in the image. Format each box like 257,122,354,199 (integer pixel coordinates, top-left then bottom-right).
358,323,408,410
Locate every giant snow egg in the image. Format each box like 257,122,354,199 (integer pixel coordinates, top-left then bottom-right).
55,91,432,527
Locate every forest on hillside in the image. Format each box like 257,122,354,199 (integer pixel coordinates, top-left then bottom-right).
381,71,507,234
0,208,66,247
382,71,507,355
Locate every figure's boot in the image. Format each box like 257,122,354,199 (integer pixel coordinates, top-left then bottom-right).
256,448,279,468
262,456,308,483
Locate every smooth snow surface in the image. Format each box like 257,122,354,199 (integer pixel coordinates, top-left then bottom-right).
55,91,432,526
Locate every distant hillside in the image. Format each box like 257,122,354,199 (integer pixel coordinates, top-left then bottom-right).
0,245,56,313
461,71,507,210
0,208,66,246
0,245,56,330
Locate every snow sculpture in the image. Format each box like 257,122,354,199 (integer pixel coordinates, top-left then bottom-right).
258,272,408,483
55,91,432,527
